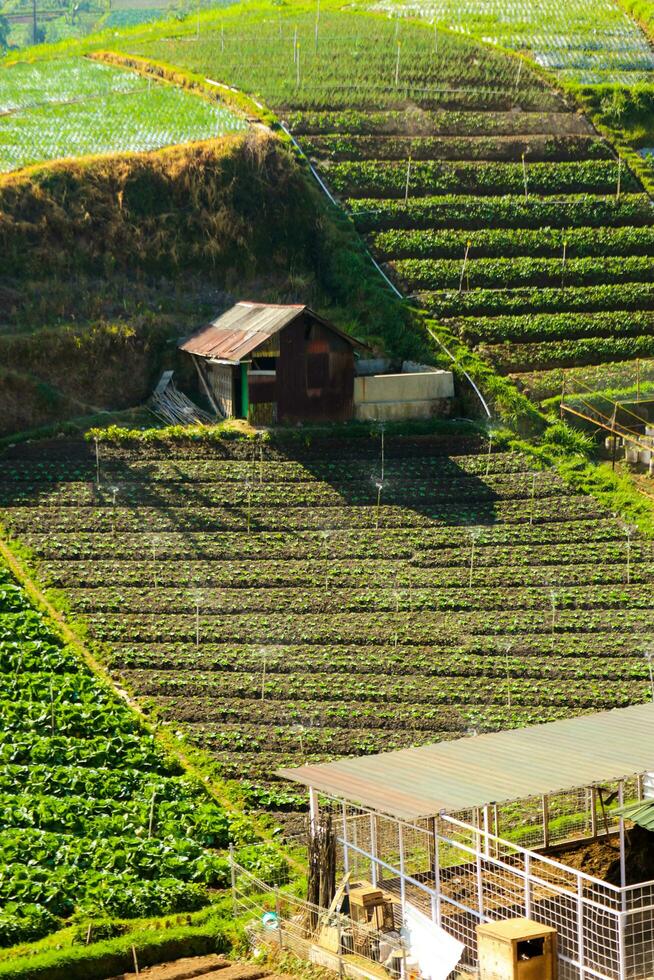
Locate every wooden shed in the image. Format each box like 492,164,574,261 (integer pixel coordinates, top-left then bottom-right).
179,302,366,424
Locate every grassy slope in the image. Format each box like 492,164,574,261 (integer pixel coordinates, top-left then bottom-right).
0,119,420,436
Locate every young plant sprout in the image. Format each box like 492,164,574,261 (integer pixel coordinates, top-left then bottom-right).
261,646,267,702
505,642,513,708
624,524,636,584
468,528,481,587
529,472,537,526
550,589,558,636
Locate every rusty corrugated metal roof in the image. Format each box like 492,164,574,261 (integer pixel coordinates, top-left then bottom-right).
278,704,654,820
179,302,365,363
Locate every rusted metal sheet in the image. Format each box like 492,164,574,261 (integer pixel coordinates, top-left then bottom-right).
179,302,365,364
278,703,654,821
277,314,355,423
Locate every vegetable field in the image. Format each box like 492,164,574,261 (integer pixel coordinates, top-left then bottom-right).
0,58,246,173
373,0,654,85
126,6,654,405
0,551,280,946
2,434,652,815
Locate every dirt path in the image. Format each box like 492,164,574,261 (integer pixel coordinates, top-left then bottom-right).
108,953,295,980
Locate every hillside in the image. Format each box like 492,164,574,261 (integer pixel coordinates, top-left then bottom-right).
115,5,654,412
0,122,415,437
1,430,651,819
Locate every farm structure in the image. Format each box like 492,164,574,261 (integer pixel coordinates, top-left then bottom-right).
179,303,366,425
281,704,654,980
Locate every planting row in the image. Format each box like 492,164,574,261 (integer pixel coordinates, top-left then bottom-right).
371,226,654,261
41,552,652,589
286,109,591,137
327,159,631,198
2,496,602,533
302,133,610,162
349,193,654,233
21,518,632,562
390,255,654,291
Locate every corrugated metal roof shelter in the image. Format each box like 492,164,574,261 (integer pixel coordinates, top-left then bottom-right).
178,302,365,424
278,703,654,821
179,302,363,364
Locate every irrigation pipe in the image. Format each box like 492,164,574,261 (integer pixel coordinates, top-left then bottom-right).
280,121,406,302
277,127,493,417
191,79,492,419
426,327,492,419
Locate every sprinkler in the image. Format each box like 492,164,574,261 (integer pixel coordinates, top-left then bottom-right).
645,650,654,702
375,481,384,531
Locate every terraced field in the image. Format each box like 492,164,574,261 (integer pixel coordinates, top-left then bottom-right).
2,433,652,810
0,550,280,945
0,58,246,173
125,6,654,407
373,0,654,85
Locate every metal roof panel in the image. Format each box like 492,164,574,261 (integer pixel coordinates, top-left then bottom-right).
278,704,654,820
179,302,366,362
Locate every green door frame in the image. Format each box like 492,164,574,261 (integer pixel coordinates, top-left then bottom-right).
240,361,249,420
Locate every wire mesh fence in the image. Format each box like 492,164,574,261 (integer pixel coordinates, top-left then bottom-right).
231,852,407,980
325,782,654,980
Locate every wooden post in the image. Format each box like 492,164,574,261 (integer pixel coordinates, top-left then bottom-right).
342,803,349,874
132,946,140,975
275,888,284,949
591,786,598,838
483,804,491,857
309,786,319,838
192,355,223,417
240,361,249,420
229,842,237,917
542,794,550,849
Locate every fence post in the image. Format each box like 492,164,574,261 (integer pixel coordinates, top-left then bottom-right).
275,887,284,950
370,813,378,887
618,908,627,980
229,843,237,918
524,852,532,919
542,795,550,849
577,875,585,979
342,803,349,874
398,822,406,912
432,824,441,927
337,914,344,977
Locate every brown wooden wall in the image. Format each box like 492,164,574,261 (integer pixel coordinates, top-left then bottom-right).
275,313,354,423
